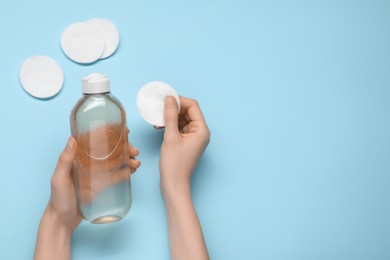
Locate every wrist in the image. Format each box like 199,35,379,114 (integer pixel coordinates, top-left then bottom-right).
160,179,191,204
42,206,74,236
34,207,73,260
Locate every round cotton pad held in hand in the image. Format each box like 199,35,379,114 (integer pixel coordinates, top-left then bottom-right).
137,81,181,127
19,55,64,99
60,22,105,64
87,18,120,59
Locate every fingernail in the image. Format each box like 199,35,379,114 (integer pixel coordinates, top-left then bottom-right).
165,96,174,105
67,137,75,150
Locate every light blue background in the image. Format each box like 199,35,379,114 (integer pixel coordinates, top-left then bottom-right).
0,0,389,259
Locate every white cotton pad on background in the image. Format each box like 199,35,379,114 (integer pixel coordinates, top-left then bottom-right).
137,81,181,127
19,55,64,99
87,18,120,59
60,22,105,64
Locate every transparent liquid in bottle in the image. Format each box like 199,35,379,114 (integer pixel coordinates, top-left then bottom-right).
70,74,132,224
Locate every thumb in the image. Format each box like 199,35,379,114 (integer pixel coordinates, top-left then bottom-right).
163,96,180,138
52,137,77,182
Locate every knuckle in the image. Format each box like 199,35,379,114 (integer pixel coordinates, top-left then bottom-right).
164,112,177,121
201,127,211,143
206,128,211,139
191,99,200,106
165,102,174,109
58,152,69,164
201,125,211,136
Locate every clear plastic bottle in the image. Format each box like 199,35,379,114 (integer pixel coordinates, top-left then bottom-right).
70,73,132,224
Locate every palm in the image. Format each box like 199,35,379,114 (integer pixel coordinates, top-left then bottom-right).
49,167,82,230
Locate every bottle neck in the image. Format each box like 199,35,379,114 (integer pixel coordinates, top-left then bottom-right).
83,91,111,96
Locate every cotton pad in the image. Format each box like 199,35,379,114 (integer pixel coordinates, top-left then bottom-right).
61,22,105,64
87,18,120,59
19,55,64,99
137,81,181,127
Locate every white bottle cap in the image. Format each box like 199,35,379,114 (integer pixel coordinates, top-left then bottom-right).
82,73,111,94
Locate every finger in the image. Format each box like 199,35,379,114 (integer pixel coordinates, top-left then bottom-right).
178,115,189,130
52,137,77,185
129,158,141,169
128,143,139,157
179,96,206,123
181,124,190,134
163,96,180,139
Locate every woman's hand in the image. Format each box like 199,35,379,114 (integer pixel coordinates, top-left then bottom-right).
47,136,141,230
159,96,211,198
46,137,81,231
34,136,140,260
159,96,211,260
